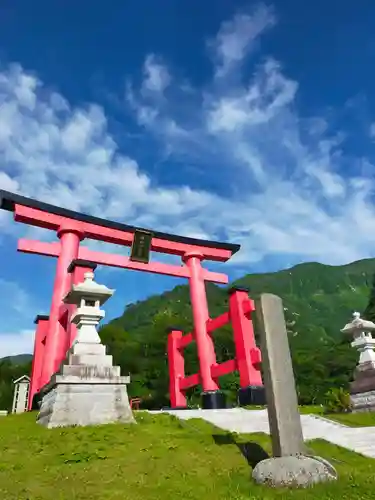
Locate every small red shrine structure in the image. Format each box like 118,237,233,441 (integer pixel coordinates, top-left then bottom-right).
0,190,264,410
168,287,263,408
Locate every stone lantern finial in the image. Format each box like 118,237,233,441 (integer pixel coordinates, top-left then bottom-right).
341,312,375,339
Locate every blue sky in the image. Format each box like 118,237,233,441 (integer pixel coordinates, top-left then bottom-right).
1,0,375,356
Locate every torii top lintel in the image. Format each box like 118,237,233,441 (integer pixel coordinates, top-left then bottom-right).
0,190,240,262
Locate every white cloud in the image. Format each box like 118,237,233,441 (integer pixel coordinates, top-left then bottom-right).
0,330,34,357
125,5,375,266
210,4,276,77
0,63,211,238
2,4,375,355
1,3,375,278
142,54,171,94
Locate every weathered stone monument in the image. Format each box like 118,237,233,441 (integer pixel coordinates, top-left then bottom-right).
252,294,337,488
341,311,375,412
37,271,135,428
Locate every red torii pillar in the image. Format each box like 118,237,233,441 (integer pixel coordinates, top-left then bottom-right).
229,287,265,406
28,315,49,410
183,251,224,408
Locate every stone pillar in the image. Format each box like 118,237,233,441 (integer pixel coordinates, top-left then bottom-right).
37,271,135,428
341,312,375,412
252,294,337,488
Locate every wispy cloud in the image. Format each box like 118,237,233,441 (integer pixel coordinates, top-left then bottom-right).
209,4,276,77
1,3,375,274
126,4,375,266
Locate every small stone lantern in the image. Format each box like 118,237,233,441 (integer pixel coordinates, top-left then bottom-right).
36,271,135,428
341,312,375,366
65,271,114,351
341,312,375,412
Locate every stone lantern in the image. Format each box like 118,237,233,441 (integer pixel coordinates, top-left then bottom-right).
65,271,115,362
341,312,375,412
37,271,135,428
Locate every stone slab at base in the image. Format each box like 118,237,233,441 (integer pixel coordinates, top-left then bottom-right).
350,364,375,394
37,364,135,428
238,385,266,406
350,390,375,413
201,391,226,409
252,455,337,488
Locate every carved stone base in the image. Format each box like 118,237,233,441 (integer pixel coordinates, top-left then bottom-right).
350,363,375,394
350,390,375,413
37,341,135,428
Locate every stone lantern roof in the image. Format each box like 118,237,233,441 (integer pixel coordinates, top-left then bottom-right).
63,272,114,306
341,312,375,337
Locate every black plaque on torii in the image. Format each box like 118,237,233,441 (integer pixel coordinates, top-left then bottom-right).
130,230,153,264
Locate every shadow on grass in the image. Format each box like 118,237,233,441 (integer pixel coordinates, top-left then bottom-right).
212,433,269,469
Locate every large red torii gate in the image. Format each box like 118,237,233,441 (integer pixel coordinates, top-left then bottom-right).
0,190,245,409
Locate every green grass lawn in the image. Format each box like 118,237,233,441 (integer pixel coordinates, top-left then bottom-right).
323,411,375,427
1,412,375,499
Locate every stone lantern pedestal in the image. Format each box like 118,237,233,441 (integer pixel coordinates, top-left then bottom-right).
341,312,375,412
37,272,135,428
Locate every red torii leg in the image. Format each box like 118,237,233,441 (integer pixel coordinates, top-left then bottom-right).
182,251,225,409
66,259,98,348
39,225,84,388
228,287,265,406
28,315,49,410
167,328,187,408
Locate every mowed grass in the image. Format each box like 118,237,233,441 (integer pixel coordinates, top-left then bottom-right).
1,412,375,499
325,411,375,427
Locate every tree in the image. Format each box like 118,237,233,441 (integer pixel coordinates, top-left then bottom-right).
363,273,375,322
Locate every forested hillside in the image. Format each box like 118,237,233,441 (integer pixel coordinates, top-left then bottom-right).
1,258,374,411
98,258,374,408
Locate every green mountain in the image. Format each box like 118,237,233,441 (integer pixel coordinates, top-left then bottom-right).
0,354,33,365
1,258,374,411
98,258,374,408
233,259,373,348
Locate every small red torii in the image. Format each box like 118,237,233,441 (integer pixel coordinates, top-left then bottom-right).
167,287,264,409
